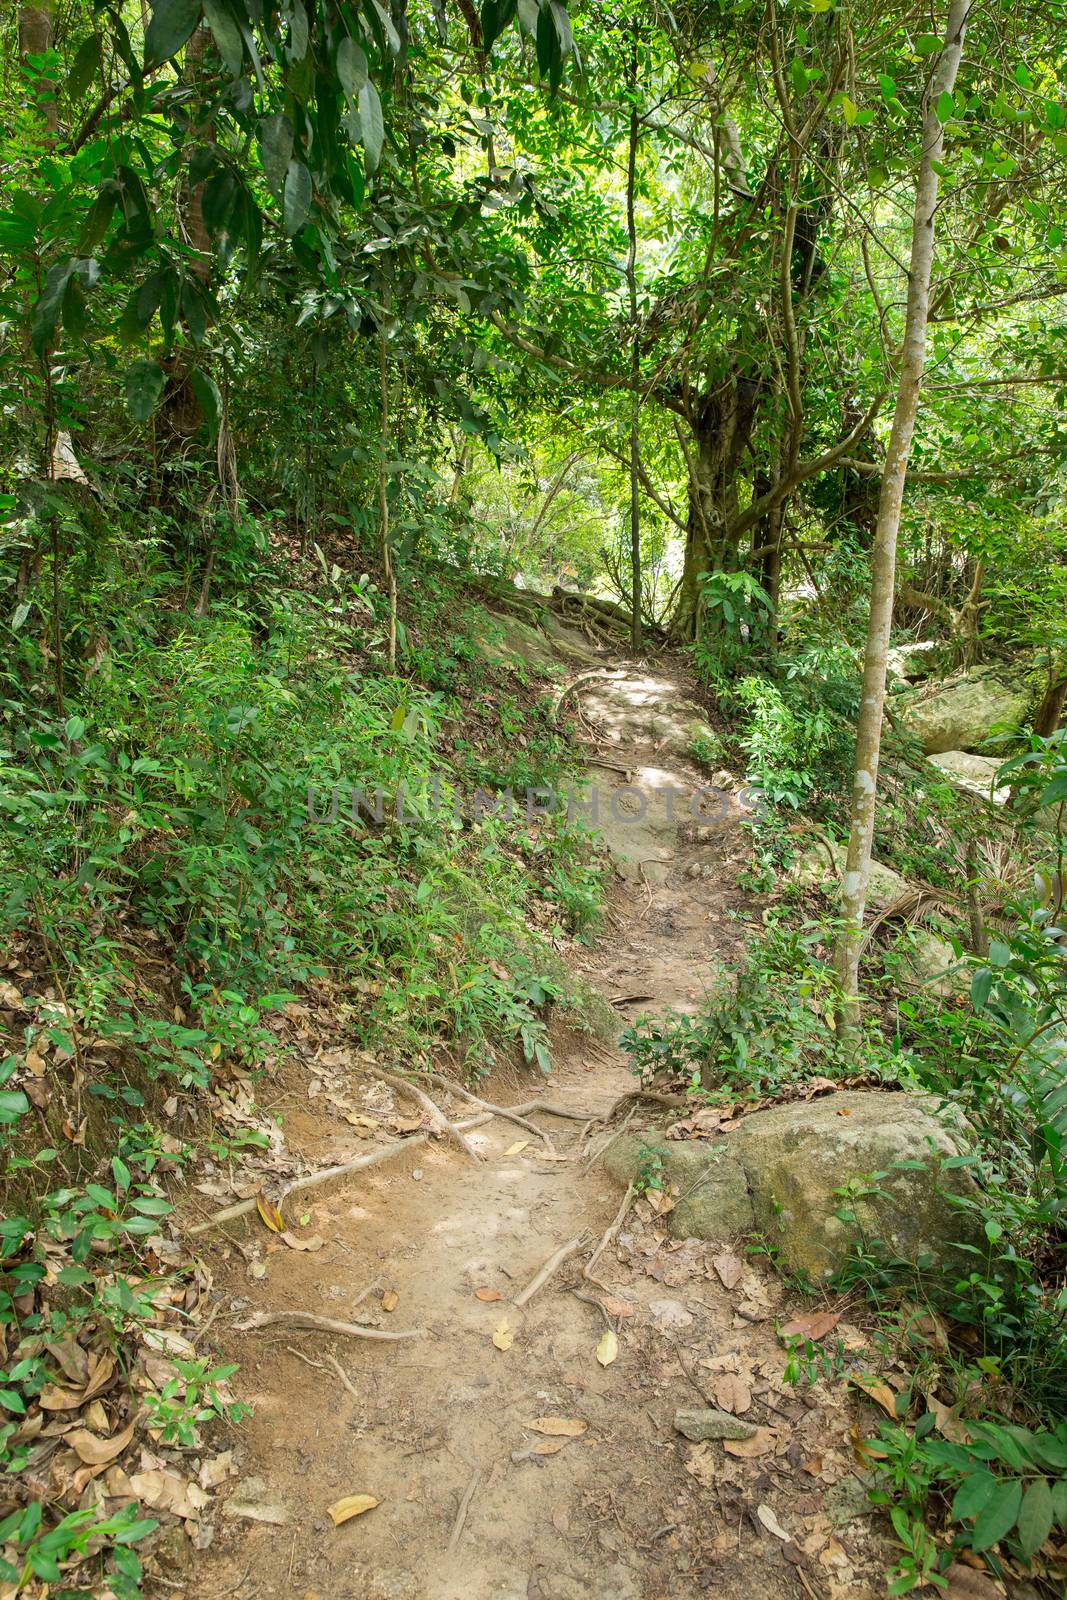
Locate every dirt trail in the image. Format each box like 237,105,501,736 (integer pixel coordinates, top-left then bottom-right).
188,658,884,1600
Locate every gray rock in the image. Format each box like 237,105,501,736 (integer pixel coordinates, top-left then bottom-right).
674,1406,758,1442
729,1090,983,1278
895,928,968,998
897,671,1030,755
886,640,941,683
602,1092,983,1278
928,750,1009,805
601,1136,754,1240
790,840,910,910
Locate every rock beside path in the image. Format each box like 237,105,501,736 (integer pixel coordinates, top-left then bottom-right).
604,1090,984,1278
896,670,1029,755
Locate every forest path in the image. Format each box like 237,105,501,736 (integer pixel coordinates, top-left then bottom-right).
189,656,882,1600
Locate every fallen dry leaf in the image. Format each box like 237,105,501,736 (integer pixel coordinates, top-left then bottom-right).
779,1310,842,1342
711,1252,744,1290
344,1113,378,1133
850,1374,898,1419
600,1296,635,1318
474,1287,502,1302
723,1427,776,1458
757,1504,792,1542
255,1193,284,1234
327,1494,379,1526
596,1329,618,1367
281,1231,324,1252
492,1317,514,1352
850,1426,889,1466
131,1468,208,1519
532,1439,567,1456
526,1418,587,1437
504,1140,529,1156
66,1419,135,1466
713,1374,752,1415
381,1290,399,1313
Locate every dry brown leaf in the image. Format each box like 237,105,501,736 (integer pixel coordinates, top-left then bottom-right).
713,1374,752,1415
533,1150,571,1163
532,1439,567,1456
255,1193,284,1234
65,1420,136,1467
723,1427,776,1458
280,1231,324,1252
130,1468,208,1519
344,1113,378,1132
850,1374,898,1418
381,1290,399,1313
39,1383,90,1412
526,1418,587,1437
474,1287,501,1302
711,1252,744,1290
600,1296,635,1318
327,1494,379,1526
850,1426,889,1465
757,1504,792,1542
925,1394,970,1444
504,1140,529,1156
596,1329,618,1367
779,1310,842,1342
492,1317,514,1352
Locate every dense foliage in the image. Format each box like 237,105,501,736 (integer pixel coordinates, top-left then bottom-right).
2,0,1067,1591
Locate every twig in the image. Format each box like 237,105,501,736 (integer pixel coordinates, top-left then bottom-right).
582,1107,637,1174
514,1233,589,1308
422,1072,555,1151
584,1182,635,1286
364,1067,482,1165
571,1288,613,1330
235,1311,425,1342
324,1353,360,1398
351,1277,383,1309
447,1468,482,1553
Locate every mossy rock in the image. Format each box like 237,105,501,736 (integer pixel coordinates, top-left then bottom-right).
602,1134,754,1239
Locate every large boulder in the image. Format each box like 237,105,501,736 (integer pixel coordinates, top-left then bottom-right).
928,750,1009,805
603,1091,983,1278
897,671,1030,755
790,839,910,909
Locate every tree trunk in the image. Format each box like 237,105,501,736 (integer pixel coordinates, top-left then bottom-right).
673,377,757,639
19,5,58,133
835,0,971,1033
625,40,642,655
1035,670,1067,739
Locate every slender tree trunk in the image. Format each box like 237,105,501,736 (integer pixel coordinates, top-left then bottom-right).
379,333,397,670
1034,670,1067,739
19,4,58,133
625,38,642,653
835,0,971,1032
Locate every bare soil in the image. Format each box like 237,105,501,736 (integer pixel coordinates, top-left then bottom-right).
178,662,892,1600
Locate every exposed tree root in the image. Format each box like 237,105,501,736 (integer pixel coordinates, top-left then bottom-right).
364,1067,482,1165
236,1311,426,1341
513,1232,590,1308
584,1181,635,1287
423,1072,556,1152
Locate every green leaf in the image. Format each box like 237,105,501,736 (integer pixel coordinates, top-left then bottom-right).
0,1091,30,1124
67,33,102,99
112,1157,131,1193
936,90,956,123
1015,63,1034,90
952,1470,998,1522
915,33,940,55
189,368,222,436
130,1195,173,1215
31,258,74,356
358,81,384,173
790,58,808,100
283,160,312,235
144,0,203,70
840,95,857,126
971,1478,1022,1552
181,279,208,343
124,358,165,423
202,0,244,76
1017,1477,1053,1559
1039,771,1067,807
337,36,369,101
